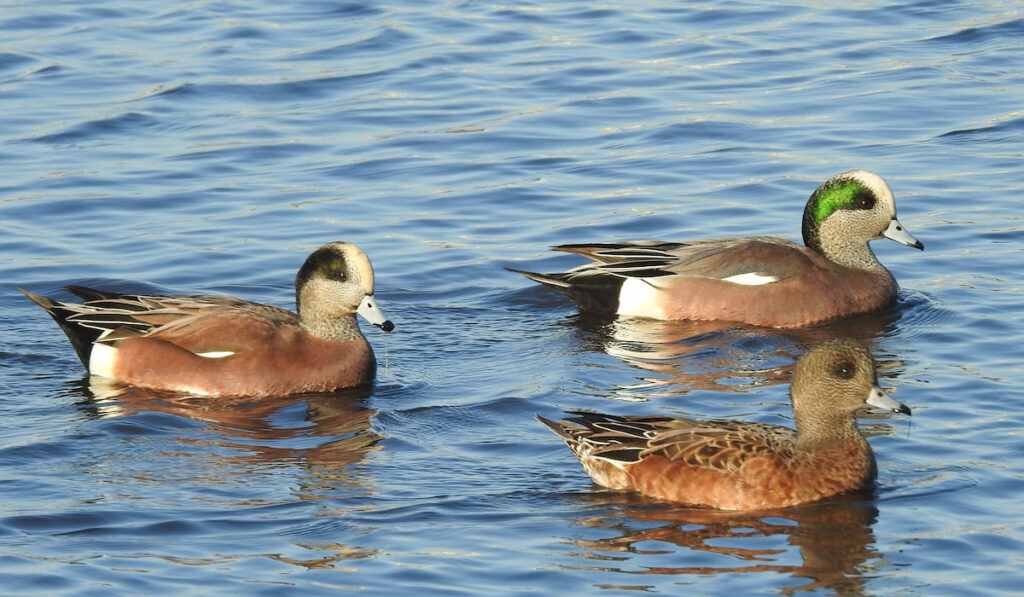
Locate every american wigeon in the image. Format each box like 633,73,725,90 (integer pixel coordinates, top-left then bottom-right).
538,338,911,510
20,241,394,397
510,170,924,328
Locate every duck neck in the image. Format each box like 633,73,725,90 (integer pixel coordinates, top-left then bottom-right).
298,308,364,342
807,219,887,272
795,411,866,449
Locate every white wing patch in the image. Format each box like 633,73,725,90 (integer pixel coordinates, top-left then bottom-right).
195,351,235,359
722,272,779,286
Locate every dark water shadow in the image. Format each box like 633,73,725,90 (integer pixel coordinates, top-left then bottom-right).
562,490,884,596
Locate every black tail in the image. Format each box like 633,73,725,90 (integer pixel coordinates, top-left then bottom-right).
63,284,124,302
507,267,622,314
18,287,102,368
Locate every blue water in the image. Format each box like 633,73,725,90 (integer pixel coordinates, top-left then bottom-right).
2,1,1023,594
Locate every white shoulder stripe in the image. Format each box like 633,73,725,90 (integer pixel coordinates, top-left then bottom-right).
722,272,779,286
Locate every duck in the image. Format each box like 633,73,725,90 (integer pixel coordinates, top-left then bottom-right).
20,241,394,397
510,170,923,328
537,338,911,510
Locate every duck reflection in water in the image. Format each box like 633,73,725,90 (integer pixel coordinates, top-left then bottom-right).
567,307,907,399
565,491,884,596
74,380,382,477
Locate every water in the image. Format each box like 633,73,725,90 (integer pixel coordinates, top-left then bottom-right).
2,0,1023,594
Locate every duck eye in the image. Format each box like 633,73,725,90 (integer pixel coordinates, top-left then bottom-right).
324,262,347,281
834,361,855,379
854,190,876,210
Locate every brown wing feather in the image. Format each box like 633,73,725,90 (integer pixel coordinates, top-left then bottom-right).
554,238,816,283
555,413,796,473
649,421,796,472
58,292,298,352
146,310,289,354
661,238,815,282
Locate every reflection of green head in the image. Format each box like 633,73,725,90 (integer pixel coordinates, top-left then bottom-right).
802,178,877,252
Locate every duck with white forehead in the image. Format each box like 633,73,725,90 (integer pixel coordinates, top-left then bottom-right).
21,241,393,397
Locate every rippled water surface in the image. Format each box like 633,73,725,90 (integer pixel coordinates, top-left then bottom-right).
2,1,1023,595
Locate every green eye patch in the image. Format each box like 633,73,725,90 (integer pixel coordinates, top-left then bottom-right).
812,181,871,226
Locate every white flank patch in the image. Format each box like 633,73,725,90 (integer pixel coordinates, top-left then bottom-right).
616,277,668,318
195,351,235,359
722,272,779,286
173,385,218,397
89,343,118,379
